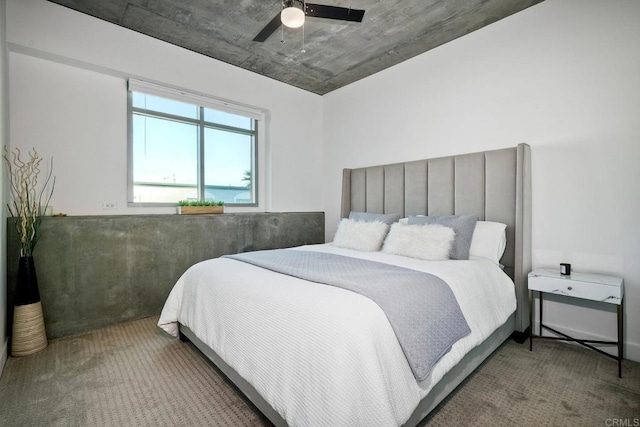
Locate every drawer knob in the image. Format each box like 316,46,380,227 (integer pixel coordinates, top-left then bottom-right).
567,286,573,291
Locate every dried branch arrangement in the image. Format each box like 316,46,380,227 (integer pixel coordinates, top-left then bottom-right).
3,147,55,257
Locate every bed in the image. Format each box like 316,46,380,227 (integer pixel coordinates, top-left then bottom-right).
159,143,532,426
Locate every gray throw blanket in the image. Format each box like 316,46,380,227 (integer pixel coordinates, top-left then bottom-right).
224,249,471,381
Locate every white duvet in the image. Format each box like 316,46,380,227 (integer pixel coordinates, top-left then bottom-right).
158,244,516,426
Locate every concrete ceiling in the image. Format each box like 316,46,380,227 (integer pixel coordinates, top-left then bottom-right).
47,0,543,95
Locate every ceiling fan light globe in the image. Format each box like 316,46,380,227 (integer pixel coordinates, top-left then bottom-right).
281,7,305,28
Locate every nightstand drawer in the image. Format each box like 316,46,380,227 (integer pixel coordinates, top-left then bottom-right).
528,273,623,304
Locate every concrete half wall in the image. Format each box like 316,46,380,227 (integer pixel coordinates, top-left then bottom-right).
6,212,324,339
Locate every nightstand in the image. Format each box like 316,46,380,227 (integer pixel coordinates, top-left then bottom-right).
528,268,624,378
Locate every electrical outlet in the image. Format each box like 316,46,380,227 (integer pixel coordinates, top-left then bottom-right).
102,201,118,210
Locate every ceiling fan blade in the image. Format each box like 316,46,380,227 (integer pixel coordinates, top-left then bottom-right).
253,12,282,42
305,3,365,22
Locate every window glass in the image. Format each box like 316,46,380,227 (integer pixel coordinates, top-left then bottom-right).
133,93,198,119
129,88,258,206
132,115,198,203
204,108,253,130
204,128,253,204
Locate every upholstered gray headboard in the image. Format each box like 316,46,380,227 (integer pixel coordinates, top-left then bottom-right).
341,143,532,334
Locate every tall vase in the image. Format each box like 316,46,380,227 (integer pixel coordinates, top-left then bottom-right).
11,256,48,356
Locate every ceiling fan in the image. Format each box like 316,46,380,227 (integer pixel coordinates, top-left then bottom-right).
253,1,366,42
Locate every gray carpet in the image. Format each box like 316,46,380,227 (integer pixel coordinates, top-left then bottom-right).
0,316,638,427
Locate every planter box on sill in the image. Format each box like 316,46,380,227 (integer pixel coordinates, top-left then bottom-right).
177,206,224,215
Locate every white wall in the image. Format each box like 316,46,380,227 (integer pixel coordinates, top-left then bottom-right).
0,0,8,376
323,0,640,361
6,0,324,215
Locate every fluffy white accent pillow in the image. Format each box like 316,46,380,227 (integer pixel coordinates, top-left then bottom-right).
332,219,390,252
382,223,455,261
469,221,507,265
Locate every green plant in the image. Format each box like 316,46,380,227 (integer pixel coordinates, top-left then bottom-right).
3,147,56,257
242,170,252,188
177,200,224,206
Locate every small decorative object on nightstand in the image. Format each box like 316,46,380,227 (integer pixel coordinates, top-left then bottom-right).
528,268,624,378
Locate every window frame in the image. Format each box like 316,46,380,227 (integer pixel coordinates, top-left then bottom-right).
126,79,264,208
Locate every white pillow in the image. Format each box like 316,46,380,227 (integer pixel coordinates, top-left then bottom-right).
469,221,507,264
332,219,389,252
382,223,455,261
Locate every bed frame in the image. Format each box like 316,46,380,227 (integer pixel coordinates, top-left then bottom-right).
180,143,532,426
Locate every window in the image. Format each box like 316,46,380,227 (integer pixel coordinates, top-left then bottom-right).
127,80,262,206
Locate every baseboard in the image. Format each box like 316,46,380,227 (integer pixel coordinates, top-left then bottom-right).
626,342,639,362
0,337,8,377
534,320,640,363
